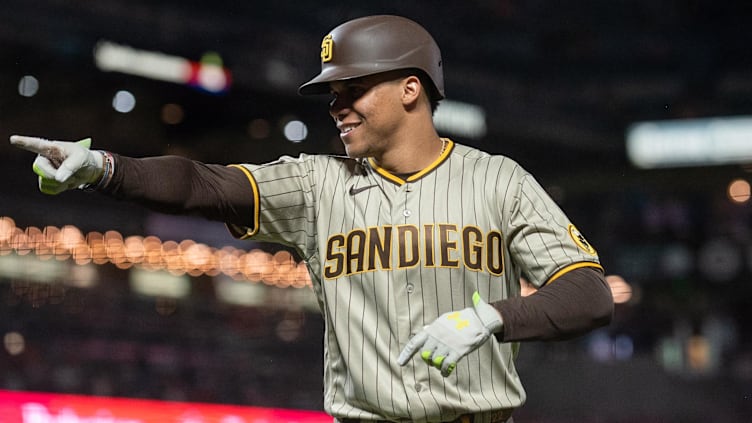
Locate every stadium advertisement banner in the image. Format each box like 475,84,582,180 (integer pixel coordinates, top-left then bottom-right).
0,390,332,423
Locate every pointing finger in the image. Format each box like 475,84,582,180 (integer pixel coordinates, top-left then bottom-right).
10,135,66,167
10,135,52,154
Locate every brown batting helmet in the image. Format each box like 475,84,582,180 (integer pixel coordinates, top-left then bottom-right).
298,15,445,100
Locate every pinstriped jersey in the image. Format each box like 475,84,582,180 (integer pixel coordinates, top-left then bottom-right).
229,140,602,422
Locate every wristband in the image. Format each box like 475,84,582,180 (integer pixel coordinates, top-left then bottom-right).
83,151,115,191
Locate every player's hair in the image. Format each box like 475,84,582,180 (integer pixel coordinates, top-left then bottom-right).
414,70,442,114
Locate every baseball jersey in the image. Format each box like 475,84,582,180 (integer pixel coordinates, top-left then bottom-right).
228,139,601,422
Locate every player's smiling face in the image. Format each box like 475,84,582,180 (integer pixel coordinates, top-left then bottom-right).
329,71,408,159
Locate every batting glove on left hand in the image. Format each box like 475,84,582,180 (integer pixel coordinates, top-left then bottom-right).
10,135,104,195
398,291,504,377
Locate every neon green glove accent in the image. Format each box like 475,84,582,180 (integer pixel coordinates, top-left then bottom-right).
10,135,104,195
398,291,503,377
431,355,445,367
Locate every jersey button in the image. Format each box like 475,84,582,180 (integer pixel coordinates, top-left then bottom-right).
403,209,412,217
406,283,414,293
414,383,422,392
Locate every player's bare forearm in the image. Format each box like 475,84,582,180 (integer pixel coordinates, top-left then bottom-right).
104,154,254,225
493,267,613,342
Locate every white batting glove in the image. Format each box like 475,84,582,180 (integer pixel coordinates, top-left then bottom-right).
10,135,104,195
398,291,504,377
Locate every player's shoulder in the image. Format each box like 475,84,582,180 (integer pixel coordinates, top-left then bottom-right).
451,141,528,177
248,152,354,167
309,153,365,171
277,153,367,175
451,141,515,163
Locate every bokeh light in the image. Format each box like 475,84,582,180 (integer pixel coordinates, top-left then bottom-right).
112,90,136,113
18,75,39,97
728,178,751,204
605,275,633,304
283,120,308,143
161,103,185,125
0,216,311,289
248,118,271,139
4,331,25,356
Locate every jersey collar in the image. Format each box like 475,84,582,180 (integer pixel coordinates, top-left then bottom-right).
368,138,454,185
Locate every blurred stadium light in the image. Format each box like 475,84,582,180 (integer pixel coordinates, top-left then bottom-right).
94,40,231,93
626,116,752,169
433,100,487,139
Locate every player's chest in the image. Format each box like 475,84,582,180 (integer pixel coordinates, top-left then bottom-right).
318,173,508,280
332,178,500,228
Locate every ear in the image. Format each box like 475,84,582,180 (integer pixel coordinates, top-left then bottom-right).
401,75,423,108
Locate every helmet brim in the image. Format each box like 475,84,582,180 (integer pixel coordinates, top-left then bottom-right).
298,65,386,96
298,66,445,101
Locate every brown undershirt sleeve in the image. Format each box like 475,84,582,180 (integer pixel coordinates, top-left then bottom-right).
492,266,614,342
101,154,255,226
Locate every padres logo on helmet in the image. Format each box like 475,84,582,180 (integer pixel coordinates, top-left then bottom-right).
320,34,333,63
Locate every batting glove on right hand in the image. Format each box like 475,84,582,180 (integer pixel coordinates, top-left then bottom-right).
398,291,503,377
10,135,104,195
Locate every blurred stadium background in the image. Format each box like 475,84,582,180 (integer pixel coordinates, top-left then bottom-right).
1,0,751,421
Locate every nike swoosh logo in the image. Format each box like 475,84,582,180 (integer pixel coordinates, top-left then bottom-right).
349,184,378,196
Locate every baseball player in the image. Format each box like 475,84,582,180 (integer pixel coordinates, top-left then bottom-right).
11,15,613,423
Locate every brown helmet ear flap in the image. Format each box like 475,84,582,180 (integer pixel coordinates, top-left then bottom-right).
299,15,444,101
